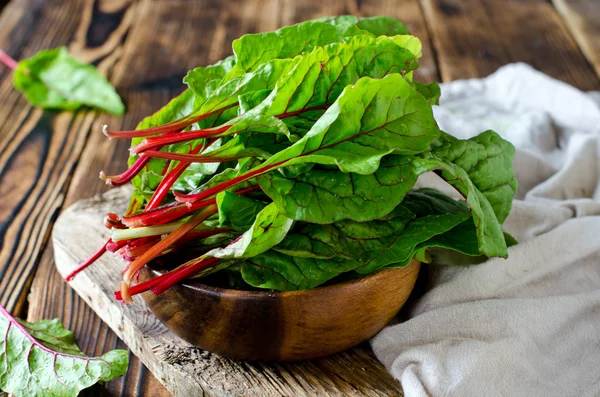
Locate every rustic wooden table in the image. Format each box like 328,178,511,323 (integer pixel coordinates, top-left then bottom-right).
0,0,598,395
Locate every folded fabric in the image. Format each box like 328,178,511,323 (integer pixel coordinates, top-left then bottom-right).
371,63,600,397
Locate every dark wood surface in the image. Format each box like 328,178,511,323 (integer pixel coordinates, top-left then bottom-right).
0,0,598,395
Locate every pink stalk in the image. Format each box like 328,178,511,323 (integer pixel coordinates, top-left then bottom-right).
132,125,230,154
144,143,205,209
122,205,218,283
150,257,221,296
0,50,17,70
140,150,236,163
100,156,151,186
103,104,237,139
65,240,109,281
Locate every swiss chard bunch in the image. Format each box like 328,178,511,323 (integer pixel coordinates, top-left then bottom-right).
67,16,517,302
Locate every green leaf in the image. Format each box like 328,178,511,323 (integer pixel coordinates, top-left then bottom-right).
205,203,294,260
0,305,127,397
246,35,419,121
231,21,369,73
13,47,124,114
274,190,470,273
255,74,440,176
412,153,510,258
412,81,441,105
316,15,410,37
258,155,420,223
216,191,266,231
183,56,236,105
430,131,517,223
240,251,358,291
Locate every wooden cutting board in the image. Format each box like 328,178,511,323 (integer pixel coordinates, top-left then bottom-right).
52,186,404,397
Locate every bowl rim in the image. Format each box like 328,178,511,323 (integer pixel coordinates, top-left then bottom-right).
145,259,420,298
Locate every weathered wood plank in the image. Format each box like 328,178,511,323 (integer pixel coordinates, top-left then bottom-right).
0,0,107,315
421,0,600,90
53,187,404,397
552,0,600,79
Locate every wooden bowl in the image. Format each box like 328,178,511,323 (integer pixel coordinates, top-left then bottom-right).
140,260,420,362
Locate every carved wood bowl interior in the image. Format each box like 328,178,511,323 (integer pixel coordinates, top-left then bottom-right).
140,259,420,362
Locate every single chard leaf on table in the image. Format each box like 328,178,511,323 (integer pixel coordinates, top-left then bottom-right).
13,47,124,114
0,304,127,397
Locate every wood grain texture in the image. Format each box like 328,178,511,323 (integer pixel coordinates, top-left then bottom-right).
421,0,600,90
53,187,405,397
552,0,600,79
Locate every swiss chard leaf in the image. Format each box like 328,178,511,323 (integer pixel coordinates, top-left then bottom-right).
258,155,419,223
0,305,127,397
205,203,294,260
183,56,236,106
412,153,509,257
246,35,419,120
231,21,368,73
13,47,124,114
316,16,410,37
430,131,517,223
256,73,440,175
216,191,266,231
273,189,470,273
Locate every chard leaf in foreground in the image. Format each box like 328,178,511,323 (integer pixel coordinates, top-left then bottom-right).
205,203,293,260
13,47,124,114
431,130,517,223
0,304,127,397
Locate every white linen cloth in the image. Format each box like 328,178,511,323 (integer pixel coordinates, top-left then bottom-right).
371,63,600,397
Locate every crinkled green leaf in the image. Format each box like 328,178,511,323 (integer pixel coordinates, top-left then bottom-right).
412,81,441,105
216,191,266,231
273,189,470,272
412,153,509,258
0,305,127,397
246,35,419,120
13,47,124,114
254,74,440,176
205,203,293,260
316,15,410,37
231,21,368,73
430,130,517,223
183,56,236,106
240,251,358,291
258,155,419,223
